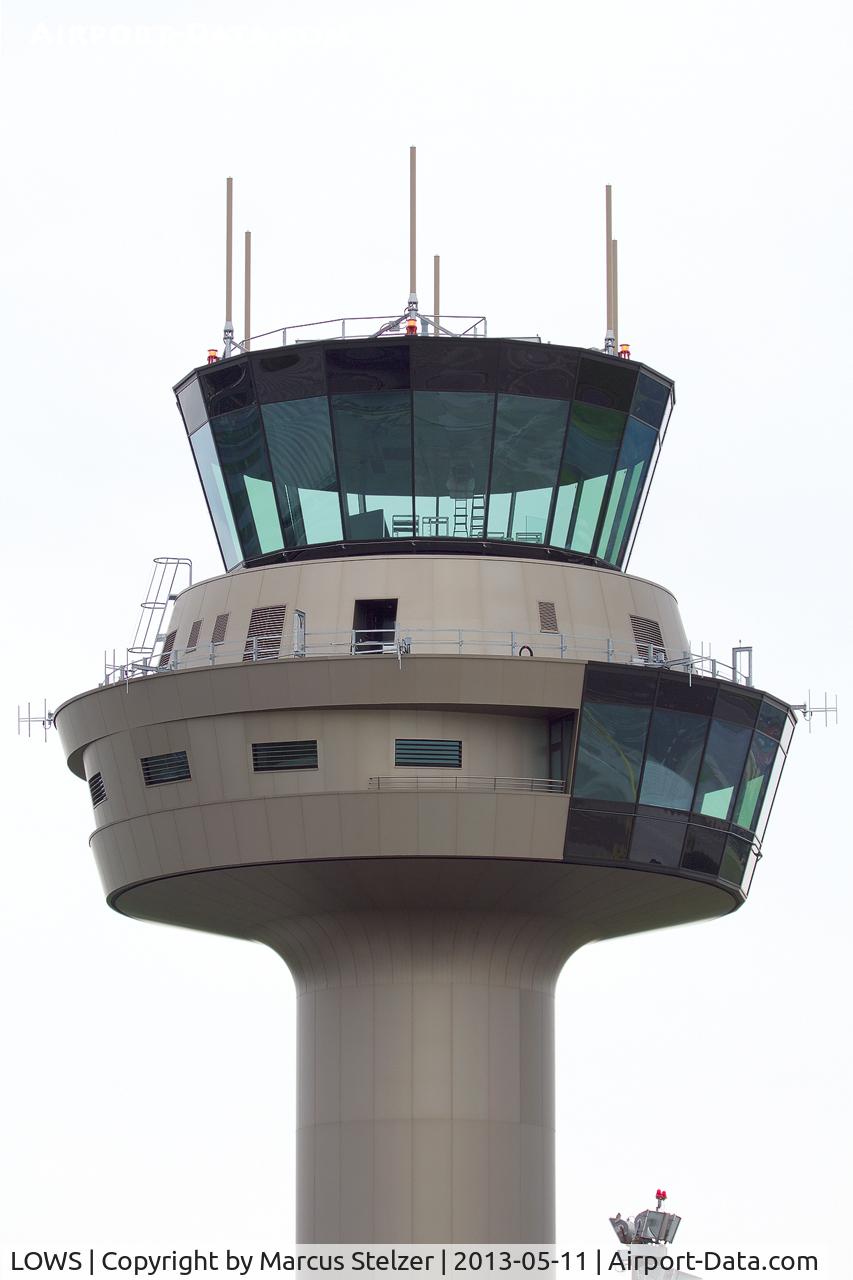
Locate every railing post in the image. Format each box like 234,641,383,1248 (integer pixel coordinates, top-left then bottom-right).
458,628,463,654
607,638,614,662
209,642,216,666
511,630,516,656
252,637,259,662
560,633,566,659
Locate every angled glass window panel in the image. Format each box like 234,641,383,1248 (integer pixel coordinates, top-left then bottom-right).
412,339,499,392
413,391,494,537
201,358,254,417
549,404,625,553
573,701,651,803
487,394,568,543
177,376,208,434
498,343,578,399
565,809,633,861
618,435,661,567
254,347,326,403
639,708,709,810
720,834,750,887
694,720,752,820
681,825,726,876
631,372,672,428
190,423,242,569
733,731,778,832
325,343,410,394
714,688,760,728
596,418,656,564
754,743,786,841
629,816,687,867
779,713,795,753
332,391,413,540
757,698,789,743
210,407,283,561
657,674,717,716
575,356,636,410
584,665,659,705
264,398,343,546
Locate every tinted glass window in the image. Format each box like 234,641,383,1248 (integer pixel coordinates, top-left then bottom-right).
639,708,708,810
757,699,789,743
499,344,577,399
754,746,787,842
325,343,410,394
631,372,672,428
573,701,651,803
332,392,413,540
565,809,633,861
177,377,208,434
596,417,656,563
714,688,760,728
681,826,726,876
720,834,751,887
413,391,493,537
190,423,242,569
210,408,282,560
550,404,625,554
412,340,499,392
694,720,751,820
584,665,658,705
733,731,778,832
264,398,343,546
630,816,687,867
575,357,636,410
254,347,326,403
201,359,254,416
487,394,568,545
657,674,717,716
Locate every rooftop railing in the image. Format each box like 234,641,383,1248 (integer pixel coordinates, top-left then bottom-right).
224,313,543,352
101,626,752,689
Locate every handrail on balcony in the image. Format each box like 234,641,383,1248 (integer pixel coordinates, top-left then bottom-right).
368,775,566,794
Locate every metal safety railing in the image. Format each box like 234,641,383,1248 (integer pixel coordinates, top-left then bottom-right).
101,625,752,689
369,775,566,794
226,314,543,352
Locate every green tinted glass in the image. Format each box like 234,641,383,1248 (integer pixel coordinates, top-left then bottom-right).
190,423,242,570
413,391,494,537
573,699,651,802
550,404,625,554
487,394,568,544
264,398,343,546
332,392,413,540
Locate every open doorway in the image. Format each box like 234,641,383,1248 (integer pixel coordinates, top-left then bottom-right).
352,598,398,653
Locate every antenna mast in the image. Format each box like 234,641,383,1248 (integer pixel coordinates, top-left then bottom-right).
224,176,234,357
408,145,418,329
605,184,616,355
244,229,252,351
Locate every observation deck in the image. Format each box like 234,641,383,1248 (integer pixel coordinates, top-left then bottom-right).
175,336,672,572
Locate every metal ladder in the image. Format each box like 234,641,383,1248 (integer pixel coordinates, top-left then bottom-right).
127,557,193,669
470,494,486,537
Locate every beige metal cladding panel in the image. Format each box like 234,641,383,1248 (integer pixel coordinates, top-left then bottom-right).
629,576,688,652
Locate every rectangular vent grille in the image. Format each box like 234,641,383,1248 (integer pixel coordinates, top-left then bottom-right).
243,605,286,661
158,629,177,669
630,614,667,658
141,751,192,786
252,740,319,772
395,739,462,768
186,619,202,651
538,601,558,632
212,613,229,645
88,772,107,807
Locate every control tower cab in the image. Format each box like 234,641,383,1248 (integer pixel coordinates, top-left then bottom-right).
55,279,795,1248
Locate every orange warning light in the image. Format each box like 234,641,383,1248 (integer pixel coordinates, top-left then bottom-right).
618,343,631,360
405,316,418,336
207,348,219,364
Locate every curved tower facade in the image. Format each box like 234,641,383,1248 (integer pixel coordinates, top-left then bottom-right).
56,334,795,1243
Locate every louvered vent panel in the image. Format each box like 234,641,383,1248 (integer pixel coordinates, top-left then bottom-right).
538,601,558,632
158,629,177,669
630,614,667,658
186,619,202,651
243,605,286,661
252,740,319,772
212,613,229,645
395,739,462,768
88,772,107,807
141,751,192,786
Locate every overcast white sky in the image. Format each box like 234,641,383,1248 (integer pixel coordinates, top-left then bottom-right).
1,0,851,1270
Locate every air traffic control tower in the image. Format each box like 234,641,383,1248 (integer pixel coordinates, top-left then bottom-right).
55,187,795,1244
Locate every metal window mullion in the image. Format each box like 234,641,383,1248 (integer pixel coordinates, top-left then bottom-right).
482,390,500,541
590,414,630,559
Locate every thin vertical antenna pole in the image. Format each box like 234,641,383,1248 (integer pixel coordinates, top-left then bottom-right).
225,177,233,323
605,184,613,341
244,230,251,351
409,146,417,299
433,254,440,336
612,238,619,351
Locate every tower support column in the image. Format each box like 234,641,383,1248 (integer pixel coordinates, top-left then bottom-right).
266,909,564,1244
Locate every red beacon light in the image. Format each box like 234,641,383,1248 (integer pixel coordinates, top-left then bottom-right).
405,316,418,336
618,343,631,360
207,348,219,364
655,1189,668,1208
